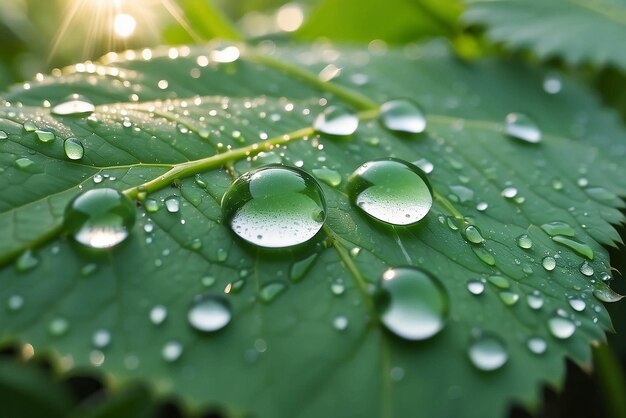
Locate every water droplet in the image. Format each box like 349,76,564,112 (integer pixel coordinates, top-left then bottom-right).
476,202,488,212
289,254,318,283
224,279,246,294
548,314,575,339
51,95,95,117
527,292,544,310
221,165,326,248
259,281,287,303
543,73,562,94
542,256,556,271
8,295,24,311
467,279,485,295
347,158,432,226
499,291,520,306
144,198,160,213
162,340,183,362
333,315,349,331
216,248,228,262
64,188,136,249
450,185,474,203
0,130,7,140
49,318,69,336
375,267,448,341
568,298,586,312
312,167,342,187
93,174,103,184
201,276,216,287
541,221,575,237
586,187,617,202
63,137,84,160
516,234,533,249
592,287,624,303
579,261,594,276
487,275,509,289
15,157,34,169
35,129,55,143
504,113,541,143
23,121,37,132
473,247,496,266
463,225,485,244
165,196,180,213
187,294,231,333
552,236,593,260
211,45,240,63
413,158,434,174
313,106,359,136
501,187,518,198
92,329,111,348
468,333,508,371
330,280,345,295
446,217,460,231
16,250,39,271
527,337,547,354
379,99,426,134
190,238,202,251
150,305,168,325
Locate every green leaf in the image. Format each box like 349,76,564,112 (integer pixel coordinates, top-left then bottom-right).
298,0,461,43
0,40,625,418
464,0,626,69
161,0,243,43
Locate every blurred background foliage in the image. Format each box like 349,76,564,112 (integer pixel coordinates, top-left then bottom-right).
0,0,625,417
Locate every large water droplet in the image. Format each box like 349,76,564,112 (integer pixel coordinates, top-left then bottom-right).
487,275,509,289
468,333,508,371
165,196,180,213
375,267,448,341
51,95,95,117
187,294,232,332
463,225,485,244
64,137,84,160
527,291,544,310
504,113,541,143
347,158,432,226
579,261,594,276
379,99,426,134
548,314,575,339
542,256,556,271
221,165,326,248
64,188,136,249
313,106,358,136
516,234,533,249
541,221,575,237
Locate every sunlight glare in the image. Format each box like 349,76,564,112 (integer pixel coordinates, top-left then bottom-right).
113,13,136,38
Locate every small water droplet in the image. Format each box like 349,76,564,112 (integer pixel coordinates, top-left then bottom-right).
568,298,586,312
375,267,448,341
190,238,202,251
201,276,216,287
144,198,160,213
150,305,168,325
313,106,359,136
541,221,575,237
92,329,111,348
516,234,533,249
216,248,228,262
64,188,136,249
548,314,575,339
289,254,318,283
413,158,434,174
504,113,541,143
499,291,520,306
187,294,232,332
35,129,55,143
16,250,39,271
0,130,8,140
8,295,24,311
259,281,287,303
476,202,488,212
487,275,509,289
49,318,69,336
165,196,180,213
446,217,460,231
330,280,345,295
15,157,34,169
578,261,594,277
501,187,518,198
552,236,593,260
543,73,562,94
527,292,544,310
347,158,432,226
312,167,342,187
379,99,426,134
162,340,183,362
63,137,84,160
51,95,95,117
468,333,508,371
527,337,547,354
463,225,485,244
467,279,485,295
473,247,495,266
23,121,37,132
542,256,556,271
333,315,349,331
221,165,326,248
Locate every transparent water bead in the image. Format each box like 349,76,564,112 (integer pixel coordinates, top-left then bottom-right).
312,167,342,187
542,256,556,271
51,94,95,117
375,267,448,341
162,341,183,362
347,158,432,226
221,165,326,248
187,294,232,333
527,292,544,310
63,137,84,160
468,333,508,371
527,337,547,355
64,188,136,249
463,225,485,244
541,221,575,237
467,279,485,295
580,261,594,277
165,196,180,213
379,99,426,134
150,305,168,325
0,130,7,140
548,314,575,339
516,234,533,249
504,113,541,143
92,329,111,348
568,298,586,312
313,106,359,136
35,129,55,143
552,236,593,259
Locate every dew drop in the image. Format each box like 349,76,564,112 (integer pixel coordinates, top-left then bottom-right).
144,198,160,213
504,113,541,143
375,267,448,341
0,130,7,140
221,165,326,248
92,329,111,348
93,174,103,184
579,261,594,277
49,318,69,336
16,250,39,271
472,247,496,266
330,280,345,295
347,158,432,226
289,254,318,283
333,315,349,331
468,333,508,371
501,187,518,198
187,294,232,332
312,167,342,187
259,281,287,303
548,314,575,339
35,129,55,143
568,298,586,312
463,225,485,244
379,99,426,134
527,292,544,310
313,106,359,136
543,73,562,94
552,236,593,260
527,337,547,354
150,305,168,325
542,256,556,271
162,341,183,362
23,121,37,132
63,137,84,160
467,279,485,295
64,188,136,249
499,291,520,306
487,275,509,289
476,202,488,212
165,196,180,213
592,287,624,303
516,234,533,249
8,295,24,311
51,95,95,117
15,157,34,169
541,221,575,237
